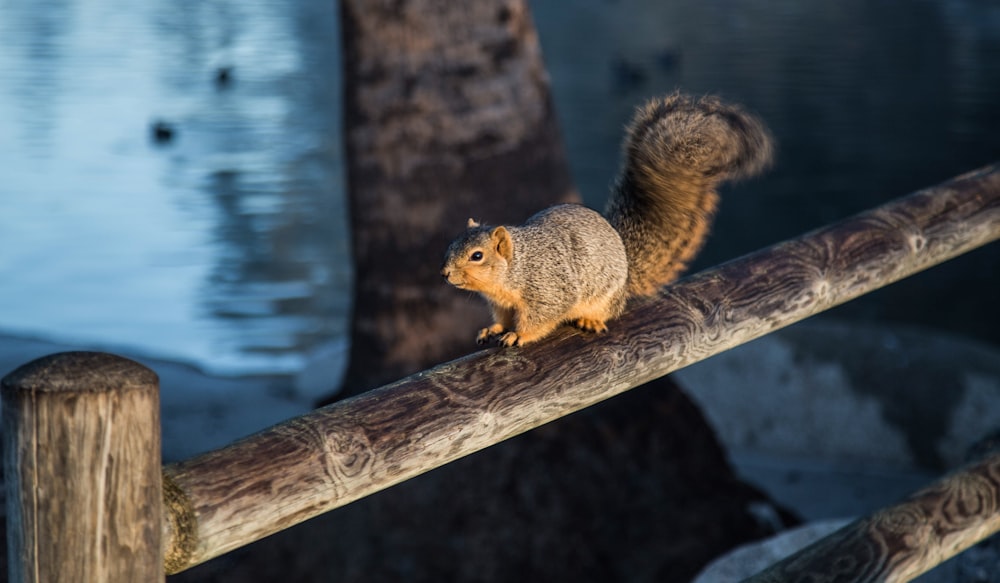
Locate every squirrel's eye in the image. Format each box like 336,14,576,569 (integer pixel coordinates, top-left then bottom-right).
470,251,483,261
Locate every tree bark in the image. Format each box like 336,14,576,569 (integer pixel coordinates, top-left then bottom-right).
334,0,578,398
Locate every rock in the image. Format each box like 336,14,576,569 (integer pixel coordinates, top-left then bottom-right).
693,519,851,582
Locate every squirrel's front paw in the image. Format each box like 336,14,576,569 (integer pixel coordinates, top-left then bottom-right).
574,318,608,334
497,332,521,347
477,323,506,345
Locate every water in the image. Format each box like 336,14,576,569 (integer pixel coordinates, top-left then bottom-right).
1,0,998,377
0,0,350,375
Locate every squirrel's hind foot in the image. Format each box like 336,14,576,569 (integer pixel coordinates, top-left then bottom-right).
573,318,608,334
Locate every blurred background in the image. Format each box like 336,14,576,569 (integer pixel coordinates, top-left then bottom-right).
0,0,349,376
1,0,998,456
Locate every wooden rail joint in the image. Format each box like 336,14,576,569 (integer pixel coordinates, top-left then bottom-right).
163,473,199,574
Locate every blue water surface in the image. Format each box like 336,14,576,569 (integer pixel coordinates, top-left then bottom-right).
2,0,998,377
0,0,350,375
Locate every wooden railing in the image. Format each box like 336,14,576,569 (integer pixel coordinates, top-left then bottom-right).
743,446,1000,582
3,164,999,581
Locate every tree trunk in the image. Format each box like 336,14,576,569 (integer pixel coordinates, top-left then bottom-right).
334,0,578,398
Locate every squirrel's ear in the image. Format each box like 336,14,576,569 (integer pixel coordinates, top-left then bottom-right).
491,226,513,262
467,218,480,229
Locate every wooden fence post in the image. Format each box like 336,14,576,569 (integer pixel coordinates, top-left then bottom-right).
2,352,163,582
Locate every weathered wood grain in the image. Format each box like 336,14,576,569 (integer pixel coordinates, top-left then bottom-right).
162,164,1000,573
743,448,1000,582
2,352,164,582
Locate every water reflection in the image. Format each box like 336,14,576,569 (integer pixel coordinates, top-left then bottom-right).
0,0,349,375
0,0,997,376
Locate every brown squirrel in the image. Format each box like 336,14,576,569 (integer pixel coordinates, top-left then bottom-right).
441,92,774,347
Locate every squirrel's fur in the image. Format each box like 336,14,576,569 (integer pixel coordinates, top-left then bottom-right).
441,92,774,347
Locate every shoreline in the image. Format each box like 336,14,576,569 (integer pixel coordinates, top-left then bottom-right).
0,331,324,462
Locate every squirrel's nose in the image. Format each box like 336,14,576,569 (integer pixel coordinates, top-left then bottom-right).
441,267,450,278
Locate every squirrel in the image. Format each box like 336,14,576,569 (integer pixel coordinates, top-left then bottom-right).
441,92,774,347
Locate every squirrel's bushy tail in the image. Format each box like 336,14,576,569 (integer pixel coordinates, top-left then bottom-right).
606,92,774,296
